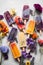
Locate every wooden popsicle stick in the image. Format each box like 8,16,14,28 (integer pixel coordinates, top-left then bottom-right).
17,58,20,62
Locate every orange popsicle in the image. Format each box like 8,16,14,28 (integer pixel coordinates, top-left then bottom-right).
26,20,35,34
10,42,21,59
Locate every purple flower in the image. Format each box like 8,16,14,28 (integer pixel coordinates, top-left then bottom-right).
26,38,36,52
22,50,27,58
26,38,35,45
0,46,9,60
0,15,4,20
34,4,42,14
27,52,32,58
0,46,9,53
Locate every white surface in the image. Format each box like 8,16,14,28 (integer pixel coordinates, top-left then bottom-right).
0,0,43,65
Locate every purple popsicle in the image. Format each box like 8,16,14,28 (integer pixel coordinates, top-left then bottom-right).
22,5,30,21
4,11,14,26
8,27,17,43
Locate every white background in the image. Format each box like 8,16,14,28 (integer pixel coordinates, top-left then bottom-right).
0,0,43,65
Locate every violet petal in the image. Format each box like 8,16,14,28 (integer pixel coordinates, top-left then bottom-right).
34,4,42,14
0,15,4,20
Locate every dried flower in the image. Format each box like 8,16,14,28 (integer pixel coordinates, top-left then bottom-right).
34,4,42,14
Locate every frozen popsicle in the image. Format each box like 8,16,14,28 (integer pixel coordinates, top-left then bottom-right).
26,20,35,34
8,28,17,43
18,32,26,47
0,21,9,36
14,16,25,30
22,5,30,21
4,11,14,26
10,42,21,59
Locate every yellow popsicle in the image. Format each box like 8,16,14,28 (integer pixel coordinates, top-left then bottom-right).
18,32,26,47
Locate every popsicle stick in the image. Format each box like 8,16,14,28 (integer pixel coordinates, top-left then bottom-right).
24,20,27,25
17,58,20,62
39,30,42,35
12,24,15,27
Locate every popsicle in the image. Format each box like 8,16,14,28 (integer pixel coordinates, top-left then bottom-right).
18,32,26,47
22,5,30,21
14,16,25,30
8,28,17,43
0,21,9,36
26,20,35,34
10,42,21,60
4,11,14,26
